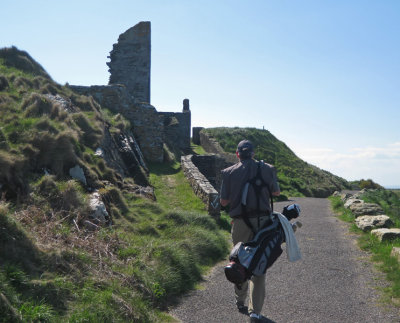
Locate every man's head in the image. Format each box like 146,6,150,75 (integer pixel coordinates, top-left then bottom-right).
236,140,254,160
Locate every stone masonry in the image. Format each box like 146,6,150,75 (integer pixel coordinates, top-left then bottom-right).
199,129,237,164
70,84,164,162
107,21,151,103
181,155,220,216
159,99,191,150
70,22,191,162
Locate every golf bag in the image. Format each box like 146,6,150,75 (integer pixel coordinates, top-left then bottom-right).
224,204,301,285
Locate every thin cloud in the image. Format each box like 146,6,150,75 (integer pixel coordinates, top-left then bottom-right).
294,142,400,186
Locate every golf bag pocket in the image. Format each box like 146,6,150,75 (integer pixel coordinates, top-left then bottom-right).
225,220,284,283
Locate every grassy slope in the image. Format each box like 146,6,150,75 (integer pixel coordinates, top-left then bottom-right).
0,48,230,322
203,127,351,198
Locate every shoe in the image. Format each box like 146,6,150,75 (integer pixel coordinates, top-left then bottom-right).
249,313,262,322
236,302,248,315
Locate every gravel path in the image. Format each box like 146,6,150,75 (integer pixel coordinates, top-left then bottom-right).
169,197,400,323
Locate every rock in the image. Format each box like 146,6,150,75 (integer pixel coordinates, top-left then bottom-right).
371,228,400,241
355,215,393,231
349,202,383,217
391,247,400,262
89,192,109,225
340,192,353,202
95,147,104,158
69,165,87,186
45,94,76,113
344,198,363,208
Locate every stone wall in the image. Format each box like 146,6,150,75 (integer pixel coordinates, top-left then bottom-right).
70,85,164,162
107,21,151,103
191,155,225,191
199,130,237,164
192,127,203,145
181,155,220,216
69,22,192,163
159,105,191,150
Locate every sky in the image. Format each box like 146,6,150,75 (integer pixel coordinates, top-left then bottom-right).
1,0,399,187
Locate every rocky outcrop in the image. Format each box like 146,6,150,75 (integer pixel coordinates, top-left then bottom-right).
100,127,149,186
88,192,110,225
371,228,400,241
355,215,393,231
69,165,87,186
181,155,220,217
338,190,396,233
349,202,384,217
341,192,384,217
70,85,164,163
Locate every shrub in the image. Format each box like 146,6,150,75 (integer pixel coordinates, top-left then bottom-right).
40,83,58,95
0,127,9,150
36,175,59,197
0,150,29,197
14,76,33,89
71,94,98,112
32,76,48,89
35,117,59,134
102,186,129,214
22,93,54,117
30,130,78,176
0,75,9,91
72,113,103,148
59,180,87,212
359,179,384,190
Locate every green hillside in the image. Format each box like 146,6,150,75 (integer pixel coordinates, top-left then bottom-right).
203,127,351,198
0,47,229,322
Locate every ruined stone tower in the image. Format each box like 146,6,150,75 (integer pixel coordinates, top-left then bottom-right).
71,21,191,163
107,21,151,103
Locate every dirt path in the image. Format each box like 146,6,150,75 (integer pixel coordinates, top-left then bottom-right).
169,197,400,323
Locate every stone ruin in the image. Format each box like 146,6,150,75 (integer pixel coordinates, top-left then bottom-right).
70,21,191,163
107,22,151,104
181,130,237,216
68,22,237,217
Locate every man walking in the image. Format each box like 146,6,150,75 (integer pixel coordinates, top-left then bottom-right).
220,140,280,323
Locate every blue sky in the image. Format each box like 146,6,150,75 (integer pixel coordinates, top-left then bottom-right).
1,1,399,187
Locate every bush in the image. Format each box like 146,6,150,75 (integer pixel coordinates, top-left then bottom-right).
359,179,383,190
22,93,54,117
30,130,78,176
72,112,103,148
14,76,33,89
0,75,9,91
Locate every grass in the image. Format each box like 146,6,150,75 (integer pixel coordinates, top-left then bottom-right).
0,163,230,322
203,127,351,198
0,47,231,322
360,189,400,227
190,142,207,155
329,195,400,303
148,161,206,212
